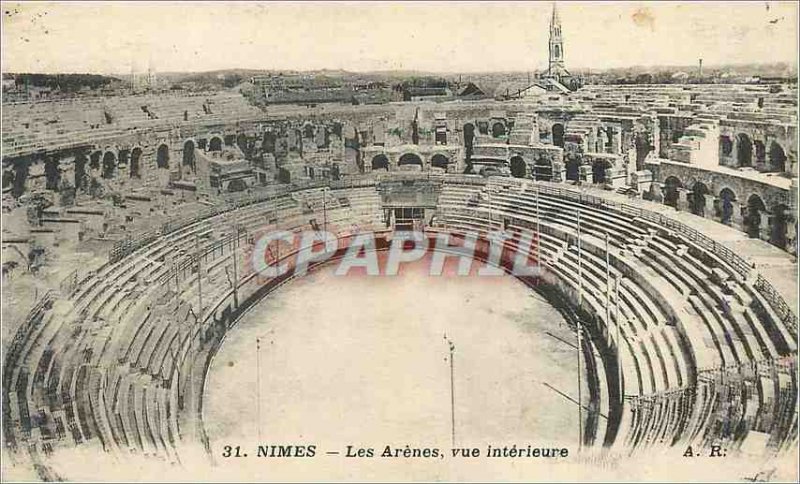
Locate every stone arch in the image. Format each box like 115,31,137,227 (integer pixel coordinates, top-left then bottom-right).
510,155,527,178
303,123,315,139
534,156,553,181
371,154,389,171
663,176,682,208
719,135,733,156
183,140,196,171
398,153,423,166
769,141,787,173
552,123,565,148
209,136,223,152
431,154,449,170
130,147,142,178
102,151,116,179
118,149,130,170
745,194,767,239
690,182,710,217
10,160,29,197
491,122,506,139
736,133,752,167
44,155,61,190
718,187,737,225
769,204,789,249
157,144,170,169
90,151,102,171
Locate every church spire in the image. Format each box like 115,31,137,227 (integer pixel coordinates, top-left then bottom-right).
548,2,566,79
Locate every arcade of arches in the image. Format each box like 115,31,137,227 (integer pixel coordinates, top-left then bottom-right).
658,177,794,251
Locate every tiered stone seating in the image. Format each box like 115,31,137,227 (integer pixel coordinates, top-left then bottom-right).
1,91,263,156
2,182,384,468
434,175,796,452
2,174,795,477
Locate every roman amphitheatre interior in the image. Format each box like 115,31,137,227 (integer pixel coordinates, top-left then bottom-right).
1,2,798,482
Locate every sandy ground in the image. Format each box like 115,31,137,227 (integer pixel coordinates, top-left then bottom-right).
203,255,585,481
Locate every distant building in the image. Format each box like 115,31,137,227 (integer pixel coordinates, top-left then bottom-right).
457,82,488,100
402,86,453,102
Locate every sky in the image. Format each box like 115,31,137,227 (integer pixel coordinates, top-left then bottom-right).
1,1,797,74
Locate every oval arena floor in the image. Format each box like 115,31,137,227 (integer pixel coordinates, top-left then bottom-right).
203,255,581,481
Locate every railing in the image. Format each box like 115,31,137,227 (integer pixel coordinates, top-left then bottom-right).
755,274,798,336
2,291,56,391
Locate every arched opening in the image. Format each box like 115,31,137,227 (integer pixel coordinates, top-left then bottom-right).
754,140,766,164
591,159,609,184
745,194,766,239
157,144,170,169
183,140,196,171
398,153,423,167
552,123,565,148
491,122,506,139
719,135,733,156
719,188,736,225
534,156,553,181
690,182,709,217
118,149,130,170
736,133,752,167
44,155,61,190
303,124,315,139
663,177,682,208
130,148,142,178
209,137,223,152
769,141,787,173
509,156,526,178
74,151,88,189
102,152,116,179
10,160,29,198
431,154,449,170
769,204,789,249
565,156,580,181
89,151,101,171
371,154,389,171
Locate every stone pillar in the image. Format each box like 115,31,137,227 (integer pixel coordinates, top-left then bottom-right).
612,129,622,155
786,217,798,255
704,196,717,221
552,161,565,183
677,188,691,212
732,204,746,233
759,212,771,242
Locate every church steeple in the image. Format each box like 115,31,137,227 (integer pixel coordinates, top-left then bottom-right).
548,3,566,79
